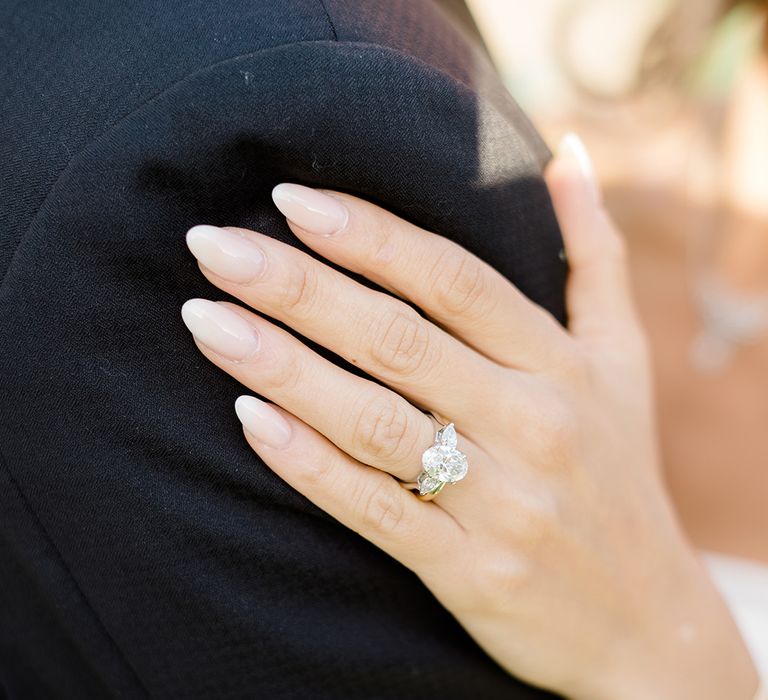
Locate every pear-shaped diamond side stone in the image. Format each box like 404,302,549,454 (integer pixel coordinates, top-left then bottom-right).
417,472,443,496
438,423,457,448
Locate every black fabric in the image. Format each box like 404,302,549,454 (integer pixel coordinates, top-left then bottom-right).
0,1,565,698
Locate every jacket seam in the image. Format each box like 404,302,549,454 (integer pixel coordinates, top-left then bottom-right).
1,37,511,296
0,447,150,697
0,37,332,294
317,0,339,41
0,35,528,690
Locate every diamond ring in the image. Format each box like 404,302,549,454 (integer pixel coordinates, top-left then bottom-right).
399,422,468,501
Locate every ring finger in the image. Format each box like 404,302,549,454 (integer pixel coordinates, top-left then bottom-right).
185,224,514,439
180,298,489,512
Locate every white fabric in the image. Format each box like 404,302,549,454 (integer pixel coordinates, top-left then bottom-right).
703,551,768,682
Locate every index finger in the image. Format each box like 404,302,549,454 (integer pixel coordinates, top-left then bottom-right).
271,184,571,370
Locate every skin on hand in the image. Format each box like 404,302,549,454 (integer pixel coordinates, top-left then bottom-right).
180,134,758,700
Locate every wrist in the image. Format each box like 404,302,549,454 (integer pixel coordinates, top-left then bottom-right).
591,551,758,700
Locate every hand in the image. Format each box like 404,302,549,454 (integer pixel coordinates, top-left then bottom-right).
180,134,757,699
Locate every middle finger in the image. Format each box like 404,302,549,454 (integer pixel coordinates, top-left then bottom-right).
186,224,512,436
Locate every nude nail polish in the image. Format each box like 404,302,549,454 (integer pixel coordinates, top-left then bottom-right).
234,395,292,449
181,299,260,361
559,132,601,205
271,183,348,236
186,225,265,283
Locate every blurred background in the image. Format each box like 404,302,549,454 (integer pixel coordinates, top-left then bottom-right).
466,0,768,563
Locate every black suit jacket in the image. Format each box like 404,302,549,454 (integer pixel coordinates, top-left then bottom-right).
0,1,565,697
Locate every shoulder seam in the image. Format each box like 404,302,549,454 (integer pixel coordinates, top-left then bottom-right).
0,37,330,292
0,37,508,293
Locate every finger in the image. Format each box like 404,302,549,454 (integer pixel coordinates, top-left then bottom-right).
233,395,463,574
544,133,640,342
185,225,514,437
180,298,489,517
270,183,571,370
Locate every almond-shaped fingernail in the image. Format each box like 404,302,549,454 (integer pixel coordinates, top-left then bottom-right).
271,183,348,236
235,395,292,449
559,132,601,205
181,299,260,361
186,225,266,283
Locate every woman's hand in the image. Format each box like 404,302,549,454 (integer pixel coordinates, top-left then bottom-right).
180,134,757,699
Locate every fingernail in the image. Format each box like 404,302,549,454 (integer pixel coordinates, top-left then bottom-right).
271,183,348,236
235,395,292,449
559,132,601,205
181,299,260,361
186,225,266,284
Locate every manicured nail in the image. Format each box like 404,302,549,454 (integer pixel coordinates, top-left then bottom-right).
186,225,266,284
181,299,260,361
272,183,348,236
559,132,601,205
235,395,292,449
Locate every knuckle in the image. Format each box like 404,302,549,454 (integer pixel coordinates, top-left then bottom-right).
525,393,580,468
368,212,399,261
489,557,529,596
301,452,339,489
369,305,433,377
429,245,488,315
510,492,559,549
465,500,559,612
353,394,415,462
261,350,303,391
467,554,531,613
483,482,559,547
278,262,320,316
355,478,407,533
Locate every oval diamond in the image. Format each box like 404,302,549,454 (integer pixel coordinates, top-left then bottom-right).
421,444,468,483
